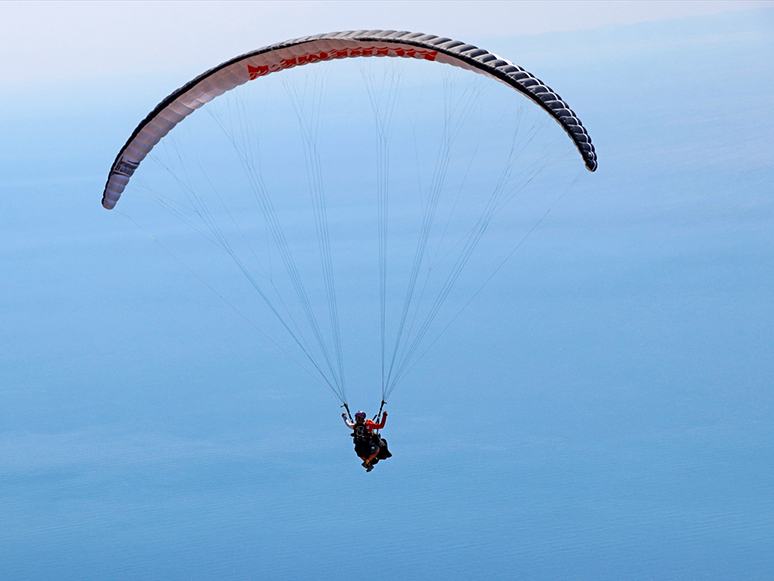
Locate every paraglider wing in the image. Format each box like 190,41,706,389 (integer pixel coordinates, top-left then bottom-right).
102,30,597,210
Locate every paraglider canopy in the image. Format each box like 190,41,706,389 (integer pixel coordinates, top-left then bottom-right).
102,30,596,210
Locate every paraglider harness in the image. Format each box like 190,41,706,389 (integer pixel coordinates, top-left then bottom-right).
343,402,391,461
351,422,371,442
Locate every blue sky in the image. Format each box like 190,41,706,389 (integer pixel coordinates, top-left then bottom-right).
1,3,773,580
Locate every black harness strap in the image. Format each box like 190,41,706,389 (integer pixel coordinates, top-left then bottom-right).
372,400,386,422
352,423,370,441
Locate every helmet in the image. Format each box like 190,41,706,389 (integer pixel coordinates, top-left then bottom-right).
354,410,366,421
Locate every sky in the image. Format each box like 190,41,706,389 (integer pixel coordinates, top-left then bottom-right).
1,2,773,580
0,1,766,82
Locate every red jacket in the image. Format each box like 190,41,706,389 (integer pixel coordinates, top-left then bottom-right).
365,417,386,432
